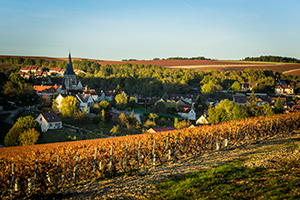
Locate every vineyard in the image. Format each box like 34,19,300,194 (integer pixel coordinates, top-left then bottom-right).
1,112,300,199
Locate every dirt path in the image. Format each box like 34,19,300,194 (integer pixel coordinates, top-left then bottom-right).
57,131,300,200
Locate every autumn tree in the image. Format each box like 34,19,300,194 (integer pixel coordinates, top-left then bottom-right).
115,92,128,109
61,96,80,117
4,116,40,147
99,100,111,111
19,128,40,146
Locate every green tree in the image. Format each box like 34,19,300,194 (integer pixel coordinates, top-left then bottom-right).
233,104,249,120
127,96,137,108
9,73,24,86
231,81,241,92
61,96,80,117
274,97,283,114
19,128,40,146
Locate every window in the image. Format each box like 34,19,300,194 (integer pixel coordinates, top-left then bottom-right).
49,124,52,127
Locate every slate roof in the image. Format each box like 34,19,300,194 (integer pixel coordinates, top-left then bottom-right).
40,112,62,122
64,53,75,75
76,93,92,103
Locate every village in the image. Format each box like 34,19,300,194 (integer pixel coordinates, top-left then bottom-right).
1,53,300,147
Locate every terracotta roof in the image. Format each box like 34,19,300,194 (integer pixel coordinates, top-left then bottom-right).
40,112,61,122
177,105,193,113
34,85,59,93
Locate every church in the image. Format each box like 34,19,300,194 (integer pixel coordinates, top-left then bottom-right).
45,53,84,92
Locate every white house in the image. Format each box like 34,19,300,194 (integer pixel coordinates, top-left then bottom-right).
76,93,94,113
36,112,62,132
196,115,209,124
275,85,294,95
177,105,196,120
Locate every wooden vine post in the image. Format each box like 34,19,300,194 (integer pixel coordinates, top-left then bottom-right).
152,139,156,167
109,145,113,173
124,143,128,172
11,164,15,199
163,137,169,164
137,142,141,171
55,155,60,191
92,148,97,179
74,152,79,186
34,159,38,192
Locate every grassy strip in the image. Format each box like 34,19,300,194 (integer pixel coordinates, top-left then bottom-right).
149,145,300,199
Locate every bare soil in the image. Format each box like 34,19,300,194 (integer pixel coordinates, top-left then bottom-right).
58,131,300,200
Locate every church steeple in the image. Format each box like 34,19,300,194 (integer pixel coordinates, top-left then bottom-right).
63,52,77,90
64,53,75,75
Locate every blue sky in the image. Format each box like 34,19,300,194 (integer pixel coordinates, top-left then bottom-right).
0,0,299,60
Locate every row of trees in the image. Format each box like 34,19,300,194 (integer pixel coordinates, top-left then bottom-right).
0,57,101,73
243,56,300,63
153,56,211,60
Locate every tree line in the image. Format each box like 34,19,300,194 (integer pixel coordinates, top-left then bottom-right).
242,55,300,63
0,57,101,73
153,56,211,60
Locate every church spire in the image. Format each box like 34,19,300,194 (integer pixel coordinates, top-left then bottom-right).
64,53,75,75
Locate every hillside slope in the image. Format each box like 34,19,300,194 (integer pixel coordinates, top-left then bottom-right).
56,131,300,199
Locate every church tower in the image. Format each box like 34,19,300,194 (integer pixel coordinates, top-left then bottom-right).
64,53,77,90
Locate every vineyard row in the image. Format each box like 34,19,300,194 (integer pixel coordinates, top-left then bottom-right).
1,112,300,198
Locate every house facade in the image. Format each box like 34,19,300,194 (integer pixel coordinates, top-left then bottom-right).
36,112,62,132
275,85,294,95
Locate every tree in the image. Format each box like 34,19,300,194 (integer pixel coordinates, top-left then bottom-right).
99,100,111,111
19,128,40,146
61,96,80,117
73,111,89,125
274,97,283,114
15,116,39,130
4,125,24,146
175,119,192,129
127,96,137,108
110,125,122,136
118,113,129,128
9,73,24,86
233,104,249,120
149,113,159,123
115,92,127,109
114,84,121,97
52,100,59,113
231,81,241,92
40,94,51,107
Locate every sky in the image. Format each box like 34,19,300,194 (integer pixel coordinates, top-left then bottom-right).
0,0,300,61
